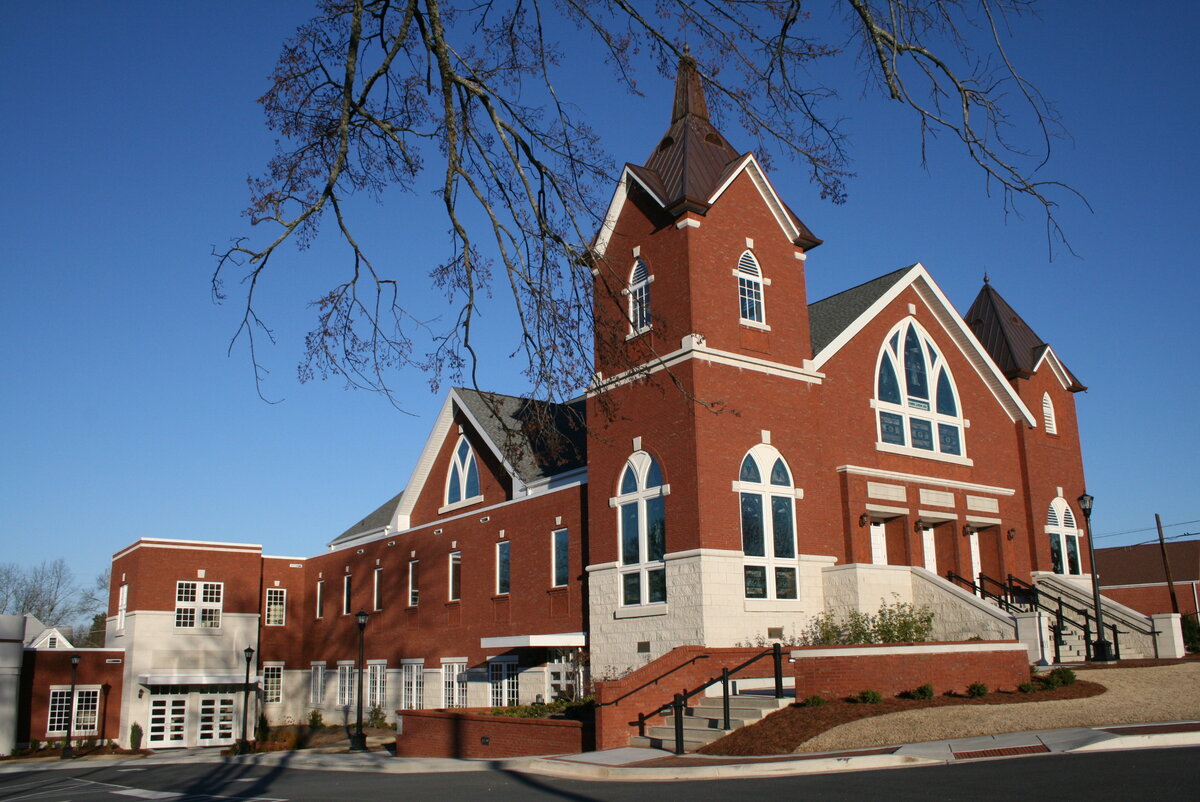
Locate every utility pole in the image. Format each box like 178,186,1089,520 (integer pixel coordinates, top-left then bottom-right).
1156,513,1181,614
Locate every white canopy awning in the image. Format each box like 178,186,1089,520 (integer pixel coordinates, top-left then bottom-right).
138,674,258,686
480,632,586,649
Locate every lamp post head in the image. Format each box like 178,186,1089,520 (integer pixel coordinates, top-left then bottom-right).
1077,493,1094,519
70,654,80,667
244,646,255,664
356,610,369,628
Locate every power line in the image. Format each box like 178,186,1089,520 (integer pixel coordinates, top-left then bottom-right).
1093,518,1200,540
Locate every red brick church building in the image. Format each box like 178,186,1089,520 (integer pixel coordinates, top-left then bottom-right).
9,57,1176,754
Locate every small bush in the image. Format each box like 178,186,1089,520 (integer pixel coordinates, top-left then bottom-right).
1048,667,1076,686
129,723,142,751
1183,614,1200,653
912,683,934,700
366,706,388,728
255,714,269,744
801,695,826,707
1018,681,1037,694
1039,672,1062,690
967,682,989,698
28,739,41,752
857,689,882,704
307,709,324,728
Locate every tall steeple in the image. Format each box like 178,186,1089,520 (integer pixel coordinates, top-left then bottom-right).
965,281,1085,390
671,50,709,123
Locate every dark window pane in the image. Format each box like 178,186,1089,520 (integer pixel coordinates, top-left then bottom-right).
553,530,569,586
741,493,765,556
740,455,761,483
620,465,638,495
880,412,905,445
772,496,795,558
457,439,470,462
448,468,461,504
1066,535,1081,575
744,566,767,599
1049,534,1064,574
878,357,901,404
770,458,790,486
936,370,957,416
465,458,480,498
449,553,461,601
497,541,510,594
622,573,641,605
910,418,934,450
775,567,798,599
647,568,666,603
646,496,666,561
645,458,663,488
889,331,900,354
621,503,640,565
904,325,929,400
938,423,961,455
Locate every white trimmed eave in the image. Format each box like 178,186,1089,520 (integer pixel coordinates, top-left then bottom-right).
707,154,802,244
811,264,1035,427
592,167,666,259
480,632,586,649
1032,346,1075,391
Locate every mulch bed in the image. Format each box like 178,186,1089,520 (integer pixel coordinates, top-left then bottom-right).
698,680,1105,756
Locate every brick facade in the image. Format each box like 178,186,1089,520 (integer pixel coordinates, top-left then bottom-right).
393,709,587,758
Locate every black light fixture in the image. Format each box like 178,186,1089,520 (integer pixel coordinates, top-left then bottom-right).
1078,493,1114,662
962,524,976,538
349,610,369,752
61,654,81,760
1007,528,1017,541
238,645,255,755
858,513,870,528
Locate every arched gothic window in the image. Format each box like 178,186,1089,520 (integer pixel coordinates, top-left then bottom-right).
875,319,965,457
737,251,765,324
613,451,667,606
1042,392,1058,435
628,258,652,332
1046,497,1081,575
735,445,799,600
446,436,481,506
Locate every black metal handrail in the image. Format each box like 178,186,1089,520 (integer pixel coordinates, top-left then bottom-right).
945,571,1021,614
1031,573,1158,638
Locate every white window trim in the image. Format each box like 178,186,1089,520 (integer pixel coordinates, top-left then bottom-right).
488,658,519,707
401,662,425,710
310,664,326,705
408,560,419,607
367,663,387,709
373,567,383,611
262,664,284,704
448,551,462,602
551,528,569,588
342,574,353,616
737,444,801,601
336,663,355,707
735,250,767,326
612,451,669,607
628,259,654,335
265,588,287,626
441,435,483,512
1045,496,1083,576
46,686,101,735
495,541,510,595
174,581,223,630
442,662,468,709
316,580,325,619
116,584,127,633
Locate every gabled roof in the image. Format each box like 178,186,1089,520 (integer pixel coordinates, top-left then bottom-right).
1096,539,1200,586
330,491,404,547
965,281,1085,391
809,266,915,354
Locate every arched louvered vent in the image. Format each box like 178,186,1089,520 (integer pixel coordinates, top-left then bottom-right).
1046,505,1059,527
1063,507,1076,528
738,251,761,276
631,258,649,283
1042,392,1057,435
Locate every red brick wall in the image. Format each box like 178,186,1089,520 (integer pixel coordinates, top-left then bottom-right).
409,408,513,527
393,709,586,758
18,650,125,744
110,540,263,615
1102,583,1200,617
790,642,1030,700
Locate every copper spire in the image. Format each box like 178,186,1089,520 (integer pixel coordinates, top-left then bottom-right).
671,50,709,123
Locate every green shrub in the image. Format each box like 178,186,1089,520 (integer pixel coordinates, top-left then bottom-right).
806,611,841,646
967,682,989,698
307,709,324,728
129,723,142,750
1018,681,1037,694
801,695,826,707
1039,672,1062,690
912,683,934,700
255,714,269,743
801,597,935,646
1047,667,1076,686
366,706,388,728
28,739,41,752
1183,614,1200,653
856,689,882,704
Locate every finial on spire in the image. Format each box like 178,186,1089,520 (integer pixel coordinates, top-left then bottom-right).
671,49,709,123
983,272,990,284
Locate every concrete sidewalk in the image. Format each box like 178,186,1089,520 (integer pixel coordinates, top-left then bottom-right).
2,721,1198,781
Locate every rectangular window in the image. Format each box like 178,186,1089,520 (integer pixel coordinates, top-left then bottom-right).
316,580,325,618
879,411,905,446
367,664,387,709
342,574,353,615
496,541,510,595
442,662,467,708
552,529,569,587
489,661,519,707
263,665,282,704
175,581,222,629
47,689,71,733
337,665,353,707
408,560,419,606
310,665,325,705
738,276,764,322
401,663,424,710
265,588,286,626
448,552,461,602
47,688,100,734
373,568,382,611
116,584,127,632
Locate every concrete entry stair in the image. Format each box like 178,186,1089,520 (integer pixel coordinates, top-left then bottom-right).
629,694,791,752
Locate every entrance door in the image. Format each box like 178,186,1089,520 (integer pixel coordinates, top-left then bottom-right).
197,696,236,746
869,522,887,565
968,530,982,585
148,696,187,747
921,526,937,575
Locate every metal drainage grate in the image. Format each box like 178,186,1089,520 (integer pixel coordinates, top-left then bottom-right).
952,744,1049,760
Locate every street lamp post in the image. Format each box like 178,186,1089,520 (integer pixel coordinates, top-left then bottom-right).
349,610,369,752
1078,493,1114,662
61,654,80,760
238,645,255,755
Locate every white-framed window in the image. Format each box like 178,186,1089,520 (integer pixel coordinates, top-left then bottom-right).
736,445,799,599
310,664,326,705
116,584,127,633
263,665,283,704
337,664,354,707
175,581,222,629
1046,497,1082,575
316,580,325,618
443,662,468,708
489,660,519,707
448,552,462,602
736,250,765,324
613,451,668,606
552,528,569,587
1042,392,1058,435
265,588,286,626
47,687,100,735
342,574,352,615
367,663,387,709
373,567,383,611
875,318,965,458
408,560,419,606
445,436,481,506
628,257,652,332
401,662,424,710
496,541,510,595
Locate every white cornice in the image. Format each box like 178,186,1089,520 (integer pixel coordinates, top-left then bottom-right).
1032,346,1075,391
836,465,1016,496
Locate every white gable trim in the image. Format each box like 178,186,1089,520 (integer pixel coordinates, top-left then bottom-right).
592,168,665,258
707,154,802,244
1031,346,1075,391
811,264,1035,427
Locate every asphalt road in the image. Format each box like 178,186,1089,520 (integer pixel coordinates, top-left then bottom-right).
1,747,1195,801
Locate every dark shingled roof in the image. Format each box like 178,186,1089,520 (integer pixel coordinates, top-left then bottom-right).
964,281,1085,390
1096,540,1200,586
454,388,587,484
808,266,915,354
330,490,404,546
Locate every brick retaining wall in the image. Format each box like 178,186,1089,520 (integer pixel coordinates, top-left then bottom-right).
393,709,587,758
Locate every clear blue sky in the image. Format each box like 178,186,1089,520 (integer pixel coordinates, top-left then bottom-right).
2,2,1197,591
